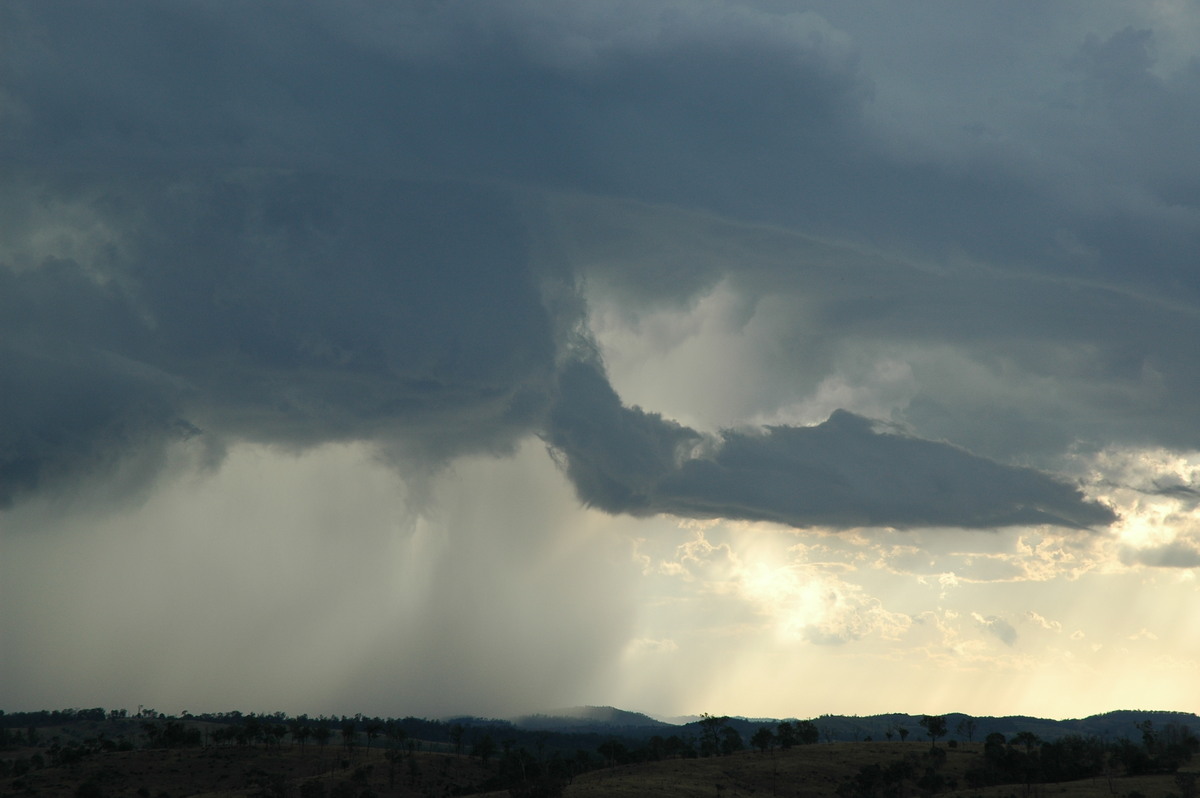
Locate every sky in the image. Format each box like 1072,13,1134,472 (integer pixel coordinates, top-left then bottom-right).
2,1,1200,723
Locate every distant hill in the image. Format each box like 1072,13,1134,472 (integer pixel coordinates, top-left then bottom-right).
742,709,1200,743
499,706,1200,742
510,705,670,733
500,706,1200,743
3,705,1198,797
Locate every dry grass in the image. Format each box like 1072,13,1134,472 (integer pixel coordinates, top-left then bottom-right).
4,744,493,797
5,739,1195,797
566,742,956,798
564,743,1198,798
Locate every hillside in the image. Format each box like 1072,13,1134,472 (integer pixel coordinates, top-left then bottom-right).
4,735,1198,798
2,707,1198,797
565,741,1200,798
511,706,669,734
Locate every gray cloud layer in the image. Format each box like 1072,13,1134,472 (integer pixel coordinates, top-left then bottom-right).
547,359,1114,530
0,173,558,505
5,1,1197,531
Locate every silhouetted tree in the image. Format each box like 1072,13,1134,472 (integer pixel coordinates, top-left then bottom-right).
270,724,287,748
720,726,744,756
698,714,726,757
751,727,775,753
919,715,947,748
1012,730,1040,754
472,733,496,765
956,716,977,743
314,724,332,754
776,722,797,749
597,738,628,766
664,735,691,759
365,720,383,750
386,721,407,753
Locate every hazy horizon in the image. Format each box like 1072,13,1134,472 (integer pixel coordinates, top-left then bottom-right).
6,703,1198,728
2,2,1199,723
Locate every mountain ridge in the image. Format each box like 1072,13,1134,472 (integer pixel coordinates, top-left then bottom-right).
498,705,1200,743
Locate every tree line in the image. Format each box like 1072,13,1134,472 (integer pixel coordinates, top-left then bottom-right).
835,715,1200,798
4,707,1197,798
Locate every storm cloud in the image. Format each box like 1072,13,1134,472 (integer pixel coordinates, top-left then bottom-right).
547,358,1114,530
2,168,1116,530
0,0,1182,531
3,0,1200,721
0,172,558,506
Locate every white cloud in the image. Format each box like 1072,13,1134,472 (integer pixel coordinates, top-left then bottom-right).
1027,611,1063,632
973,613,1018,647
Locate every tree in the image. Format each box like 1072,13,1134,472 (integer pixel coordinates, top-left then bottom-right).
472,733,497,765
956,716,978,743
919,715,947,748
597,739,627,766
776,722,797,750
243,717,263,748
664,735,691,759
698,714,726,757
270,724,287,748
313,725,331,754
750,727,775,753
386,721,407,753
364,720,383,750
898,727,909,741
720,726,744,756
1012,730,1040,754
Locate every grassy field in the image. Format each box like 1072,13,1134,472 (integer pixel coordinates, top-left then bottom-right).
564,742,1197,798
4,736,1196,797
2,743,493,797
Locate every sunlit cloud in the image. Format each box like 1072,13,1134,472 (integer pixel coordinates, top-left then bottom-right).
1027,611,1063,632
973,613,1018,647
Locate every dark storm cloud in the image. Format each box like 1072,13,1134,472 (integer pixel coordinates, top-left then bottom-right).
5,1,1198,284
0,339,185,506
0,1,865,191
0,172,558,505
547,359,1115,530
0,1,1191,528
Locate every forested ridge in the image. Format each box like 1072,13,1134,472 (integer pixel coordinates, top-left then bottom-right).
1,706,1196,797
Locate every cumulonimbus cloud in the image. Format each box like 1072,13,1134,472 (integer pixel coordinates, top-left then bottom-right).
0,172,560,506
0,2,1152,532
546,358,1116,530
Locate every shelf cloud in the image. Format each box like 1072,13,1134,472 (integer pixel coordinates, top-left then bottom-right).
548,358,1115,530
